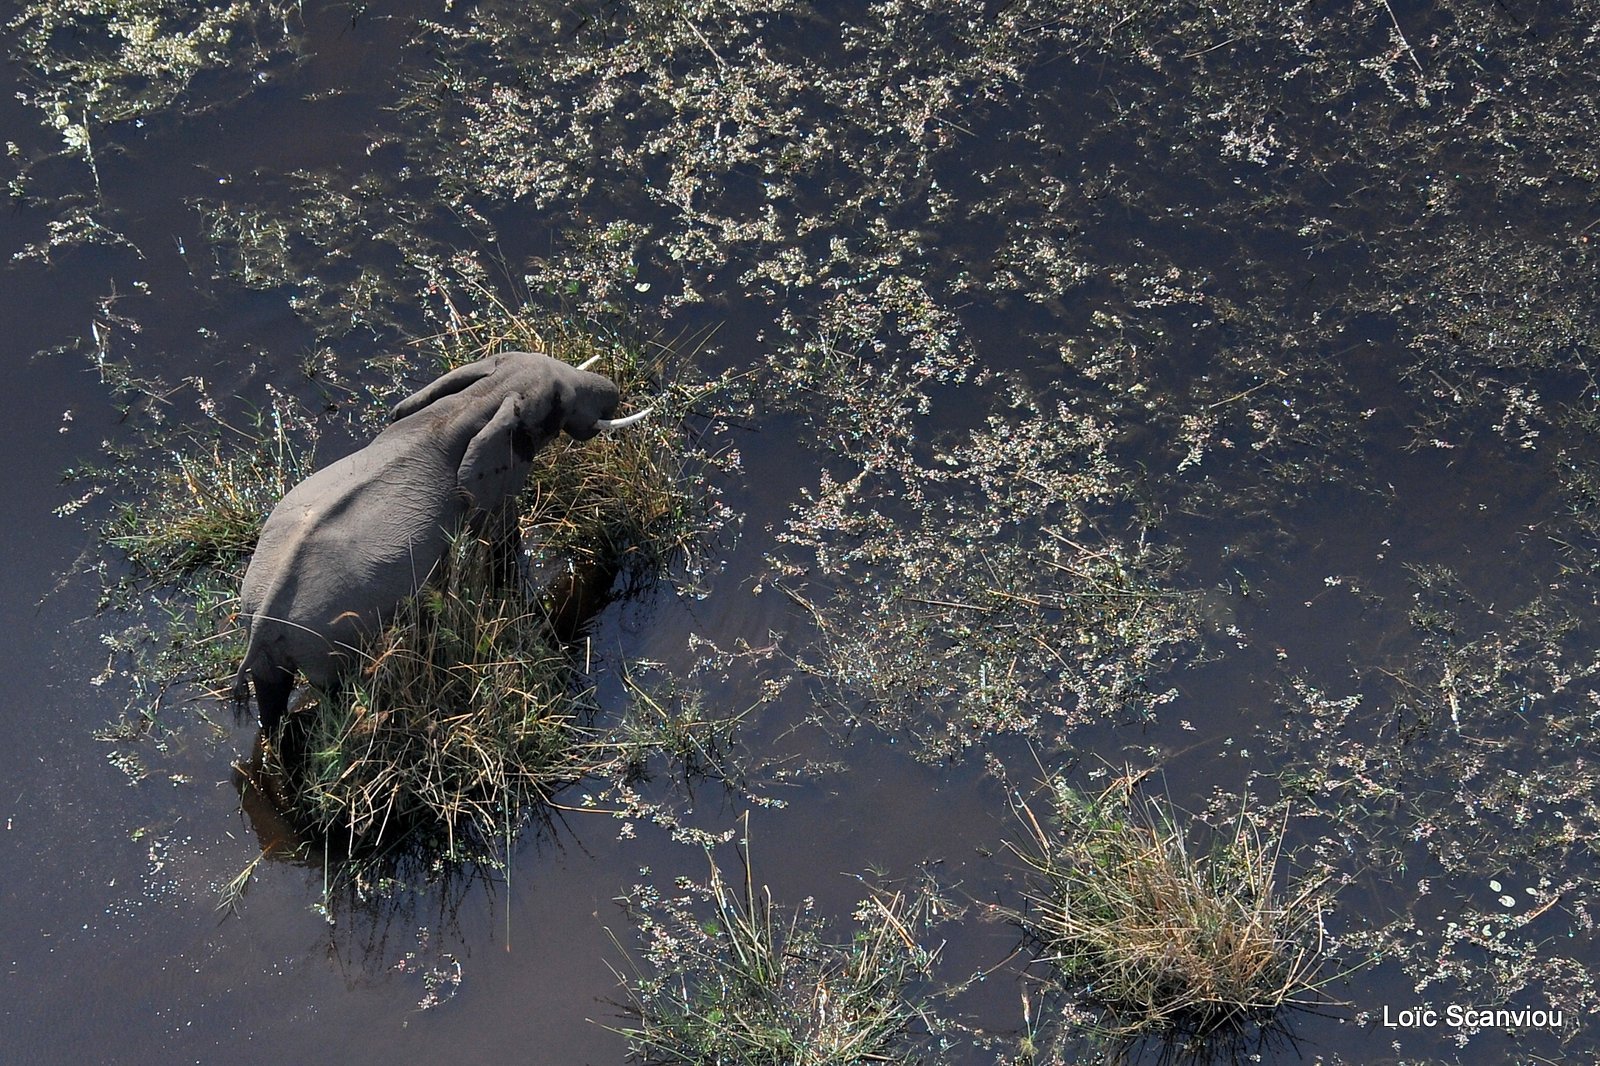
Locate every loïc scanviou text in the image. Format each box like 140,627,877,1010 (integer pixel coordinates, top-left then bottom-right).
1382,1005,1565,1029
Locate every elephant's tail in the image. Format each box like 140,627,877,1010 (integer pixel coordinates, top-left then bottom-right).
231,641,258,719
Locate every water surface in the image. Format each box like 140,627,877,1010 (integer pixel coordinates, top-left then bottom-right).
4,2,1599,1063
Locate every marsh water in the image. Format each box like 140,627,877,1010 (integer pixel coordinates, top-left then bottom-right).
5,2,1600,1063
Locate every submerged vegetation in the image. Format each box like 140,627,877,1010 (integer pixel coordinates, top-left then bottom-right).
774,381,1196,756
1012,773,1331,1050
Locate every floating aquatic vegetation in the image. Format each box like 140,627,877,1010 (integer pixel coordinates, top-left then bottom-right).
775,365,1196,757
195,171,464,343
1266,566,1600,1034
8,0,299,132
7,0,303,259
401,0,1073,366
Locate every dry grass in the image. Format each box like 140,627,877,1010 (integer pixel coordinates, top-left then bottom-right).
1011,771,1329,1046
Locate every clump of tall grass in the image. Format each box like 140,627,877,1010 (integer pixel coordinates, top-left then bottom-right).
1011,772,1329,1046
105,395,314,582
262,534,597,854
613,837,941,1066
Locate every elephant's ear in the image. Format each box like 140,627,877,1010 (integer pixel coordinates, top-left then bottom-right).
391,359,496,422
457,394,532,511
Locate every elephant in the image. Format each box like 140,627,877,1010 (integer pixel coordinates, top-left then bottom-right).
232,350,651,734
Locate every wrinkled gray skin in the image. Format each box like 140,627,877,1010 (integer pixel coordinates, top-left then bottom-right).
234,351,622,734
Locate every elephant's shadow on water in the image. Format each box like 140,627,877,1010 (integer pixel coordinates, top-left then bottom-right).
230,745,537,980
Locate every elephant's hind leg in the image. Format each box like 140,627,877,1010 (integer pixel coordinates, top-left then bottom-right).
251,666,295,737
231,662,253,722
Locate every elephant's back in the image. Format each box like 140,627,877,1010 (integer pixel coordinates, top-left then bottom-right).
242,440,463,630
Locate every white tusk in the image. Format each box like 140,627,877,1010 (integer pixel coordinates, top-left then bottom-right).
576,354,603,370
594,406,654,431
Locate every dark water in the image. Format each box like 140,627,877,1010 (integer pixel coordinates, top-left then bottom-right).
5,2,1599,1063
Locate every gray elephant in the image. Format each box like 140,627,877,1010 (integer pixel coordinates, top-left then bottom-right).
233,350,650,734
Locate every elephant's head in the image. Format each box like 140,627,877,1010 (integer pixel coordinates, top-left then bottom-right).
528,355,657,445
573,353,655,436
552,363,625,442
390,351,654,446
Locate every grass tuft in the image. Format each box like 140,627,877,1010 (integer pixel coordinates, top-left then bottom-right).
105,395,314,582
263,534,595,856
612,832,940,1065
1011,771,1330,1047
609,676,750,785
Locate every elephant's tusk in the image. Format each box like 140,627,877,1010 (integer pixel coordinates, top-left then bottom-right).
595,406,654,431
577,354,653,430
